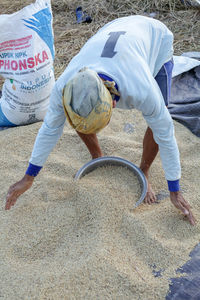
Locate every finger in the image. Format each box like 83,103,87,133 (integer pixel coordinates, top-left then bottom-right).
5,198,13,210
188,214,196,226
149,191,157,203
5,200,12,210
147,197,153,204
5,195,11,210
180,199,194,217
151,193,157,203
11,198,17,207
5,196,11,210
144,193,151,204
144,193,156,204
6,197,17,210
171,198,196,226
144,197,151,204
178,202,196,226
179,203,190,217
185,208,196,226
172,198,189,216
5,193,16,210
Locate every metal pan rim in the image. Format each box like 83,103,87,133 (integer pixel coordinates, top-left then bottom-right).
74,156,147,208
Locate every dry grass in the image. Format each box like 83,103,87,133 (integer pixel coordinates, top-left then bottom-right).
0,0,200,78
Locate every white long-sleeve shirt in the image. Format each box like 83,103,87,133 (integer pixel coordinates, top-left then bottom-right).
28,15,181,183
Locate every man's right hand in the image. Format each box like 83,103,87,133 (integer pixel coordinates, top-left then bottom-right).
5,175,34,210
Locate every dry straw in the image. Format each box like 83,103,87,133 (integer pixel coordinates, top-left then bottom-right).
52,0,200,77
0,0,199,79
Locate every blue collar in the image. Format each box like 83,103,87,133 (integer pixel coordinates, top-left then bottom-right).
98,73,120,102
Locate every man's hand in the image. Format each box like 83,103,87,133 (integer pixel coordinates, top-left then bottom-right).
144,181,157,204
170,191,196,226
5,175,34,210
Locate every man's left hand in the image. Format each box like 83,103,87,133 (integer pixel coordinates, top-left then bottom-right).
170,191,196,225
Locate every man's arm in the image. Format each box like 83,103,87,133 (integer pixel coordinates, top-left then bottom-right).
139,126,196,225
140,126,158,204
76,131,103,159
28,86,66,167
75,99,117,158
5,85,66,210
139,80,196,225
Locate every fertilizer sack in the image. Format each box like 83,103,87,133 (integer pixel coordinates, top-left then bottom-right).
0,0,55,126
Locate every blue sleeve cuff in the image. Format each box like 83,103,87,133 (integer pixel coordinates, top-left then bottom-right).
25,163,43,177
167,180,180,192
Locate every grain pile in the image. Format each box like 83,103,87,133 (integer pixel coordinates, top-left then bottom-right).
0,108,200,299
0,0,200,299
